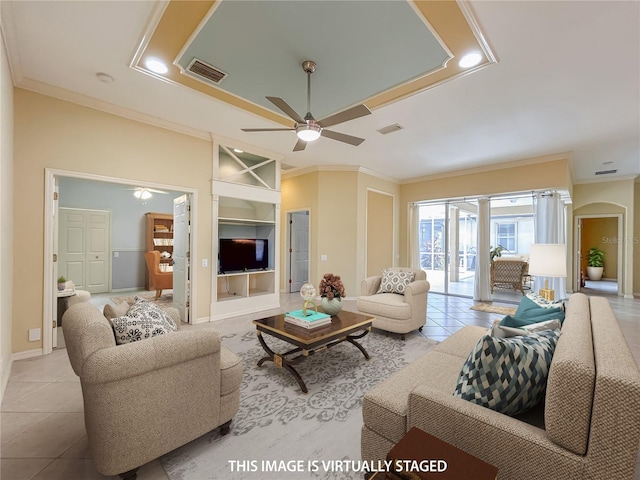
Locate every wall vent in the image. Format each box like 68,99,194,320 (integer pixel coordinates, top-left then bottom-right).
377,123,403,135
186,58,227,84
595,169,617,175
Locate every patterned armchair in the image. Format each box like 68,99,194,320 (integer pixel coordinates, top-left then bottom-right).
490,258,528,294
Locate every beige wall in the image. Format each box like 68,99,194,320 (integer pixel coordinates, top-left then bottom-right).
281,168,399,297
573,180,635,297
13,89,213,354
1,32,14,396
399,159,573,265
366,191,393,277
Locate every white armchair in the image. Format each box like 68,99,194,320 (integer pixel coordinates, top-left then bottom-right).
356,267,430,339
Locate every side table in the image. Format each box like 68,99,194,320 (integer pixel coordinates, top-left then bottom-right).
375,427,498,480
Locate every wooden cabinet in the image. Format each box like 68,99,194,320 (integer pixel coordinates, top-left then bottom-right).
145,212,173,290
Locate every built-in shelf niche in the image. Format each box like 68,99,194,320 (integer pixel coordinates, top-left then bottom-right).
218,145,277,190
211,140,281,321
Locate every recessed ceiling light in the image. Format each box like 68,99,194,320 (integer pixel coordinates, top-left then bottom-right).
233,148,243,153
458,52,483,69
145,57,168,74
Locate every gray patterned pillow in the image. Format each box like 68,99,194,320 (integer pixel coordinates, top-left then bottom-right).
377,269,416,294
110,297,178,345
453,329,560,415
526,292,565,310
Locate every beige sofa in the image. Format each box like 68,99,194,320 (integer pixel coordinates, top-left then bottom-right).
62,302,243,479
361,293,640,479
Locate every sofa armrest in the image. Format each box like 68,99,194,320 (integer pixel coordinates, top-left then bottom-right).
361,276,382,296
407,386,581,478
81,329,221,384
404,279,430,298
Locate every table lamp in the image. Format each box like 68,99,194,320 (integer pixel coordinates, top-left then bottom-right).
528,243,567,301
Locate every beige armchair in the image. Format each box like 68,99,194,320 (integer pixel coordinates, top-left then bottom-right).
62,302,243,479
356,267,430,339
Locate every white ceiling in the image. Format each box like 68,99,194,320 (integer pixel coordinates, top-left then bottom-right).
2,0,638,183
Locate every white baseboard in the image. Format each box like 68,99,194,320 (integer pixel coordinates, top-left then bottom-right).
193,316,211,324
12,348,43,361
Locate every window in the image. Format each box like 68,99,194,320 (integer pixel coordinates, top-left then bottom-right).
496,223,516,252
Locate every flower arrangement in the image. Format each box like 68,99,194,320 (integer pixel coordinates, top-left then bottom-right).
319,273,345,299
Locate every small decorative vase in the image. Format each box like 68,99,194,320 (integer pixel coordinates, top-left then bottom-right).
58,282,65,291
321,297,342,316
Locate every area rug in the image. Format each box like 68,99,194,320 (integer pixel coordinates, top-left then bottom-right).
160,328,437,480
470,303,516,315
110,293,174,309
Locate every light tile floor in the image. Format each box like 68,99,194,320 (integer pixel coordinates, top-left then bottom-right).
2,290,639,479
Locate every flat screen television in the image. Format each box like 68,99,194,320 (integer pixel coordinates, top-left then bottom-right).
219,238,269,273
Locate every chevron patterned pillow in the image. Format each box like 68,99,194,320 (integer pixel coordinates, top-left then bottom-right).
453,329,560,415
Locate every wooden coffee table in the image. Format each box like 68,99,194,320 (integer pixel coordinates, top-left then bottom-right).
252,309,373,393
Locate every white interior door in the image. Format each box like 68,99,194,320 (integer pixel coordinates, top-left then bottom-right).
173,195,190,322
86,211,109,293
59,208,110,294
289,211,309,292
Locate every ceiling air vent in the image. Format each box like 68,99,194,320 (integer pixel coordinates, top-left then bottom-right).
281,163,296,171
595,169,617,175
377,123,403,135
186,58,227,85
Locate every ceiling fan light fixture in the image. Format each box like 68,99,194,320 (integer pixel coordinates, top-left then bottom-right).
134,189,152,200
296,124,321,142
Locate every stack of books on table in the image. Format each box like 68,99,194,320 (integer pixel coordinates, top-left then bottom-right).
285,309,332,329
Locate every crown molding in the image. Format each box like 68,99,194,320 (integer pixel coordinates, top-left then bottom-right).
281,164,399,183
400,152,573,185
573,174,639,185
15,77,212,141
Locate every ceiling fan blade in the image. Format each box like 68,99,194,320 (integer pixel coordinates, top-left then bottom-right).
318,104,371,128
241,128,295,132
266,96,305,124
321,129,365,146
293,138,307,152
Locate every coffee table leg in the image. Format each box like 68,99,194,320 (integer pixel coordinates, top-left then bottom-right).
346,328,371,360
256,332,309,394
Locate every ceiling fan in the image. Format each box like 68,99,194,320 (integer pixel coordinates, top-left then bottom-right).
242,60,371,152
126,187,169,200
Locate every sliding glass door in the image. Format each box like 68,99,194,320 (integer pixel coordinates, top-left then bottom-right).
418,201,478,296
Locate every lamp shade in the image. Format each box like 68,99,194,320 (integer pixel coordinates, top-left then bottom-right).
528,244,567,278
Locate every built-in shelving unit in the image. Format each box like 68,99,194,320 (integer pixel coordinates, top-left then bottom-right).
211,141,281,321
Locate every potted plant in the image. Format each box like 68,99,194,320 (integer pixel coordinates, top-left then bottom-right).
318,273,345,316
57,276,67,291
586,247,605,281
490,245,506,262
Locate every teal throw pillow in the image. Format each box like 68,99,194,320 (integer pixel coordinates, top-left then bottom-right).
453,329,560,416
515,295,565,320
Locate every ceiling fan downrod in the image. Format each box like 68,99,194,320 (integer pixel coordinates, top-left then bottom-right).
302,60,316,121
